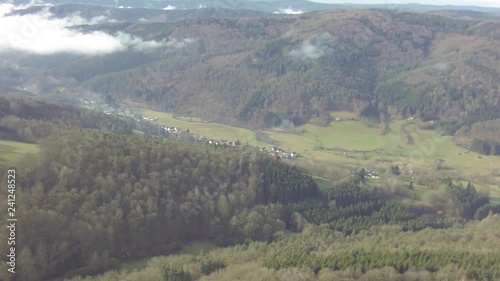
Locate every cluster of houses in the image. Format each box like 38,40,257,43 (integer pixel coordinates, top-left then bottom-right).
259,146,299,159
130,114,160,122
191,138,299,159
161,126,184,135
194,137,240,147
143,115,158,122
366,170,380,179
79,98,123,116
79,98,97,105
78,98,301,160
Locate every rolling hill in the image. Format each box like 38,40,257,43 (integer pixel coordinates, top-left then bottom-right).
3,5,500,147
7,0,500,14
53,9,500,133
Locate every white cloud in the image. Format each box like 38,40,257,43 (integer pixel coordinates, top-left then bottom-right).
162,5,177,10
165,38,195,49
289,33,333,60
273,7,304,14
198,4,207,9
0,3,15,17
289,41,324,59
0,3,191,56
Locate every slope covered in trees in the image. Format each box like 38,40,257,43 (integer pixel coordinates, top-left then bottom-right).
62,215,500,281
0,97,171,144
0,128,318,281
46,9,496,137
0,98,499,281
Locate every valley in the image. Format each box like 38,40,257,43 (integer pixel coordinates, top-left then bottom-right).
1,2,500,281
74,96,500,207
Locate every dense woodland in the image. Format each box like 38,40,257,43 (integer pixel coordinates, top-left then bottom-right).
4,9,499,150
62,216,500,281
44,10,494,140
0,125,319,281
0,97,170,144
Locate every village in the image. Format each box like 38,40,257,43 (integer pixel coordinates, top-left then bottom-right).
78,98,300,160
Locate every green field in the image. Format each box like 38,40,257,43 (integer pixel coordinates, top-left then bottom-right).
143,109,500,178
143,109,267,147
0,140,39,166
265,119,500,177
141,108,500,199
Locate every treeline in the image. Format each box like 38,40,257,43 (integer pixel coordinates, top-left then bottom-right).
447,181,498,220
0,97,168,143
470,138,500,156
0,129,318,281
260,215,500,281
455,119,500,155
264,249,500,280
62,215,500,281
286,180,432,234
0,97,131,136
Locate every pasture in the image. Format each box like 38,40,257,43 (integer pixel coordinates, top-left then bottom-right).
141,109,500,199
0,140,39,166
142,109,267,147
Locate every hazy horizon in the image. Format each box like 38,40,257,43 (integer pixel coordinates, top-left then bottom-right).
310,0,500,8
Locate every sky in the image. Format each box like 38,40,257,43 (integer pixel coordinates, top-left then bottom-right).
0,2,194,55
310,0,500,8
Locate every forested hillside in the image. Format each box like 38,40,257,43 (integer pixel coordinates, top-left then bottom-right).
11,4,268,23
62,215,500,281
5,6,499,146
33,9,497,137
0,127,319,281
0,97,171,144
2,127,496,281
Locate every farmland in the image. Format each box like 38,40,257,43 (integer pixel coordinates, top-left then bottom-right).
142,109,267,147
0,140,39,166
143,108,500,201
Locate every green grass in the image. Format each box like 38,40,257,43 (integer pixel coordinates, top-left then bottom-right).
143,109,267,147
314,177,334,191
265,118,500,176
411,184,429,201
0,140,39,165
491,195,500,205
265,120,383,153
133,129,145,135
141,109,500,199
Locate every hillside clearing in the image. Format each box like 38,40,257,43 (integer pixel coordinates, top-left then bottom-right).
0,140,39,166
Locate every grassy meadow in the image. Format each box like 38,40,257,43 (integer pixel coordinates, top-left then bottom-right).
266,117,500,176
0,140,39,166
142,109,500,201
142,109,267,147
